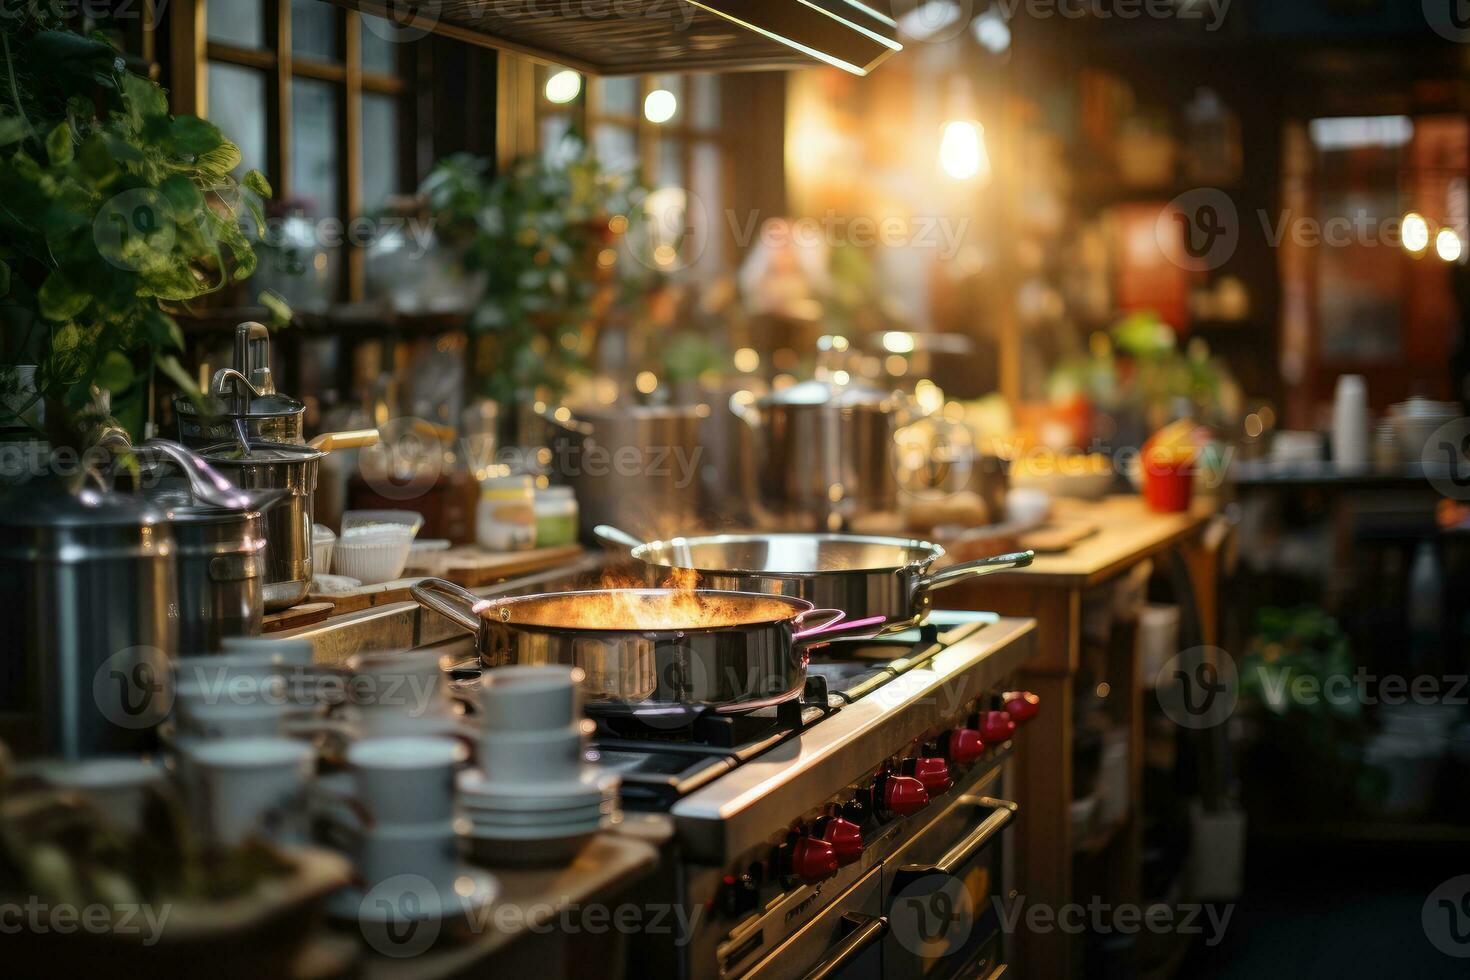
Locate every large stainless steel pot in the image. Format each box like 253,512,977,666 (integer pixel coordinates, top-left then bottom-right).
175,323,306,448
731,378,909,531
543,404,712,540
596,525,1033,635
198,441,324,611
139,440,282,652
0,483,177,758
410,579,882,723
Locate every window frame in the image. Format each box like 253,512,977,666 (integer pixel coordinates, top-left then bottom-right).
175,0,415,303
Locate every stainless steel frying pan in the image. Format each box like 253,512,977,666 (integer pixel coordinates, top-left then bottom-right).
595,526,1033,635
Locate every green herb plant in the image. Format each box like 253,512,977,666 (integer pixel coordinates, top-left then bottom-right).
0,12,271,452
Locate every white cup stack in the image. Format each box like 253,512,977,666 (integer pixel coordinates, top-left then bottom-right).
321,735,498,924
458,666,620,866
168,641,324,747
339,649,468,739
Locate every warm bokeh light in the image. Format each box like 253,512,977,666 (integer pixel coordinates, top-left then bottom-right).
596,247,617,268
885,354,909,376
832,370,851,385
733,348,760,373
635,371,658,394
1402,212,1430,253
1437,228,1463,262
544,69,581,104
939,120,991,182
644,89,677,124
973,10,1011,53
882,331,916,354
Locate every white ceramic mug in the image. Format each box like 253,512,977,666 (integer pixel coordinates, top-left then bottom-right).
347,736,467,827
183,737,315,845
478,723,587,785
34,757,167,837
346,650,453,723
477,665,585,731
354,821,461,888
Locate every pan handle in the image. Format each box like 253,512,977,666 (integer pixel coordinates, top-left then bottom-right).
795,614,889,644
917,550,1033,594
593,524,646,551
411,577,487,635
308,428,381,451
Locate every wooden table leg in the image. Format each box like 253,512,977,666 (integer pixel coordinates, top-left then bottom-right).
1013,668,1075,980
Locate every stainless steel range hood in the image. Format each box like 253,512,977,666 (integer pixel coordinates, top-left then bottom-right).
327,0,901,75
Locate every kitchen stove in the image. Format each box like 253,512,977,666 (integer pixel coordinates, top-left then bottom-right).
445,609,1036,979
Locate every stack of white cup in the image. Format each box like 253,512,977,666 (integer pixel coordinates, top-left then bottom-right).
458,666,619,866
339,649,467,739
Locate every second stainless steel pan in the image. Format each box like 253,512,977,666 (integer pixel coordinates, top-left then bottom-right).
595,526,1033,635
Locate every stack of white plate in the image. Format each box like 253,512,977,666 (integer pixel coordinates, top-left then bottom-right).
1388,398,1460,464
458,665,617,865
457,767,620,865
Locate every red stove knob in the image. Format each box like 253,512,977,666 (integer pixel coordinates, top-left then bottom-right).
978,710,1017,744
882,774,930,817
790,837,840,883
817,817,864,866
947,727,986,764
907,756,953,795
1004,691,1040,723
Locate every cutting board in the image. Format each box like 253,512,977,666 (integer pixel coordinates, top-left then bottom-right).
306,578,421,614
403,544,585,589
1020,520,1100,554
262,602,335,633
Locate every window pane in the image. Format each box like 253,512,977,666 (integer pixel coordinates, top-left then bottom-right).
361,15,400,75
207,62,267,176
291,0,340,61
599,77,638,117
291,79,340,217
362,93,401,211
541,114,573,163
207,0,263,47
594,123,638,174
691,74,720,130
691,140,725,272
659,137,683,187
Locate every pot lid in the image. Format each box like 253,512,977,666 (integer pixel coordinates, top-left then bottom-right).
177,389,305,421
139,439,283,515
0,483,167,530
756,378,899,409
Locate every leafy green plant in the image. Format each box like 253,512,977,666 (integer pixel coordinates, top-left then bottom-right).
422,135,644,403
0,13,271,450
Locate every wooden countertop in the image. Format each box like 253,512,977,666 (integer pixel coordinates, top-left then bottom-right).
961,494,1216,588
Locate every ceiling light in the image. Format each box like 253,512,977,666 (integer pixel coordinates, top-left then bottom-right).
544,69,581,104
644,89,677,124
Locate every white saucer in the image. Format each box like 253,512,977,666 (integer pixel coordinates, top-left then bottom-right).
461,802,612,829
461,813,610,840
326,864,498,924
456,767,618,807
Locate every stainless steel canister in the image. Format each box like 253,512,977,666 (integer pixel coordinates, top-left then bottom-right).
0,484,178,759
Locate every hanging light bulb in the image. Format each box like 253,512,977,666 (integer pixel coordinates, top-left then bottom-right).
1403,212,1430,253
544,69,581,104
939,120,991,182
644,89,677,124
1436,227,1462,263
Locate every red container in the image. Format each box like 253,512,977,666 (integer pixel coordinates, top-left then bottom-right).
1144,462,1193,512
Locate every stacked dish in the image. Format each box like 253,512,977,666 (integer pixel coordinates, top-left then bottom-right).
1388,398,1460,464
457,665,618,865
333,510,424,584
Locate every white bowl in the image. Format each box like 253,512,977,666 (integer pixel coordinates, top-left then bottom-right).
333,533,413,584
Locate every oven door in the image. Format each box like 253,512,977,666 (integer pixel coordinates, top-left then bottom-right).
882,773,1017,980
736,867,887,980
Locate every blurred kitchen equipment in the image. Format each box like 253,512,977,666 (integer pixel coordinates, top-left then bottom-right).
544,403,711,540
731,374,907,531
199,441,326,611
1388,397,1460,464
1331,374,1369,473
333,510,424,584
0,480,177,758
312,524,336,576
411,580,882,724
175,323,306,448
199,429,377,610
139,439,281,652
596,525,1033,635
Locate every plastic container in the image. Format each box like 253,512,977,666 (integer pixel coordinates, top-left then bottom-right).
333,510,423,584
311,524,336,578
534,486,579,548
1143,460,1193,512
478,475,535,552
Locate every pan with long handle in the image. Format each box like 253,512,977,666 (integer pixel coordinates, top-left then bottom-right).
410,579,886,723
594,526,1033,635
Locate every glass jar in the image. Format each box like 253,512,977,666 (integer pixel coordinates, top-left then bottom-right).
534,485,579,548
477,474,535,551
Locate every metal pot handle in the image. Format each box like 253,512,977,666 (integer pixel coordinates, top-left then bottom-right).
917,550,1034,593
308,428,381,451
410,577,487,635
593,524,646,551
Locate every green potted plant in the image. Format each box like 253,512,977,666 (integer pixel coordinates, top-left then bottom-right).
421,134,645,406
0,11,271,462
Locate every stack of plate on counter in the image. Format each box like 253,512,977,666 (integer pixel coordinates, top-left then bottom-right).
459,665,620,865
